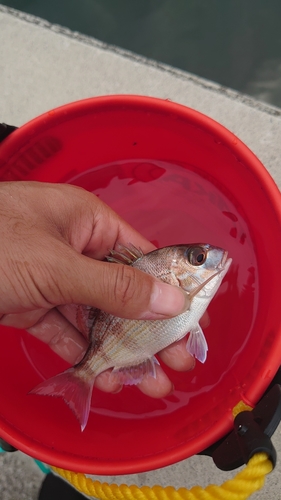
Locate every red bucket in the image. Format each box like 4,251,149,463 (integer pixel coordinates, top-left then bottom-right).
0,95,280,474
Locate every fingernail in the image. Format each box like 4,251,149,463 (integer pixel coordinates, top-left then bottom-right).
141,282,190,320
74,347,87,364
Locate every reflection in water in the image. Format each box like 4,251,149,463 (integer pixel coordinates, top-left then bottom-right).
244,57,281,107
69,161,165,190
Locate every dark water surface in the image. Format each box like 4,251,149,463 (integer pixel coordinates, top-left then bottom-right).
2,0,281,108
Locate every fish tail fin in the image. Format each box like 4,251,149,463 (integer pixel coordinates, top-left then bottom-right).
29,368,95,431
186,324,208,363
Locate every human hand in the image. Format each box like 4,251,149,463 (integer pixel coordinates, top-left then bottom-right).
0,181,195,398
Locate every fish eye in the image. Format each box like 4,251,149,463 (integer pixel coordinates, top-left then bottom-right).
187,246,207,266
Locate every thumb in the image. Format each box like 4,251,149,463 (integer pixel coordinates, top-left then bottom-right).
48,251,190,320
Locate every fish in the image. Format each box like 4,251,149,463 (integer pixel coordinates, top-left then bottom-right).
31,243,232,430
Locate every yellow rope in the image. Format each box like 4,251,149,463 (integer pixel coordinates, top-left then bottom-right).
232,401,253,418
52,453,272,500
51,401,273,499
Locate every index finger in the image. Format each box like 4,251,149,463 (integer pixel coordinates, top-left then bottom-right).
81,194,156,259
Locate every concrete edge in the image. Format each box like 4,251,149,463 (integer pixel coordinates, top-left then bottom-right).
1,3,281,119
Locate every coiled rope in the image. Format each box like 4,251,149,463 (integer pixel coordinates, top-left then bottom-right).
52,453,272,500
51,402,273,499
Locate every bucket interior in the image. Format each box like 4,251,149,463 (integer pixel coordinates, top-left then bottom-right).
0,96,280,474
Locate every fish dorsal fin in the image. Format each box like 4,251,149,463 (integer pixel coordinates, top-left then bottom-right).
106,244,144,265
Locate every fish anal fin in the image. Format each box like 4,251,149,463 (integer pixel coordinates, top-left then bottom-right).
186,324,208,363
29,368,95,431
110,357,159,386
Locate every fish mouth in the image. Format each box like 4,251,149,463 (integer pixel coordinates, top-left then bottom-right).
218,252,232,275
218,251,232,273
221,251,228,268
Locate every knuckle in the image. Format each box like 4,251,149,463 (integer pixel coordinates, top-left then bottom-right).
6,252,66,310
41,269,65,305
113,265,138,307
111,264,154,316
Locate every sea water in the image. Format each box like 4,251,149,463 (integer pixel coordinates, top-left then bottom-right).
20,160,258,417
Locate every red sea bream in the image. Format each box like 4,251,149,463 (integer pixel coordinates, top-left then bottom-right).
31,244,232,430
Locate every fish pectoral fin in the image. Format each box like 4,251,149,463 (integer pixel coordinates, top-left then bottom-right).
110,357,159,386
29,368,95,432
186,324,208,363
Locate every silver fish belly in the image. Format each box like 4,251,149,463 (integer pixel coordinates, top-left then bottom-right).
31,243,232,430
